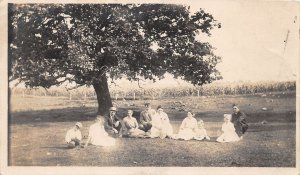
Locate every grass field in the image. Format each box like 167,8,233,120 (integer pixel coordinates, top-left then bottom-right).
8,91,296,167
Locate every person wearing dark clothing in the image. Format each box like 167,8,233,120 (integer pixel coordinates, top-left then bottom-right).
138,103,155,132
231,104,248,139
104,107,123,137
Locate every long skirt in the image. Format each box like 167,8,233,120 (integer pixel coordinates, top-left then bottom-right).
90,133,115,146
234,120,248,137
128,128,146,138
176,128,196,140
150,124,173,139
216,132,240,142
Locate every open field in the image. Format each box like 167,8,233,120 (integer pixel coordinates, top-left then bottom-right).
8,91,296,167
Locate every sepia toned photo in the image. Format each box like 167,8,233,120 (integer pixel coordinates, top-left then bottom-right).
1,0,299,174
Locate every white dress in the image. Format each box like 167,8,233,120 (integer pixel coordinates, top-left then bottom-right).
177,117,198,140
150,112,173,138
65,128,82,143
195,128,210,140
216,122,240,142
88,122,115,146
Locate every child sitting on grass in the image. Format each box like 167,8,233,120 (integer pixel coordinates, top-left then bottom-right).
216,114,240,143
194,119,210,141
65,122,83,148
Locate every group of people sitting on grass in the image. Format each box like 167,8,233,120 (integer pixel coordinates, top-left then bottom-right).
65,103,248,148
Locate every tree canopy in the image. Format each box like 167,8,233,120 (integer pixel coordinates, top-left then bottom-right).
8,4,222,114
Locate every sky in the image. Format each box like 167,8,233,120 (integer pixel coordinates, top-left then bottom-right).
112,0,299,88
189,0,299,82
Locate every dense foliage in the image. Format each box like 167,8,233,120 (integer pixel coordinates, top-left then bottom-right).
9,4,222,113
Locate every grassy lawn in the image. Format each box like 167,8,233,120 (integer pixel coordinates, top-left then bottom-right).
8,91,296,167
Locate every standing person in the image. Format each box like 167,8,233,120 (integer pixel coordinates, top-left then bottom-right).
231,104,248,139
216,114,240,142
150,105,174,139
123,110,147,138
139,103,155,132
84,116,115,147
175,111,198,140
65,122,83,148
104,106,123,137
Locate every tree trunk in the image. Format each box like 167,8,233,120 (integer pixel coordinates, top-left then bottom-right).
93,75,112,115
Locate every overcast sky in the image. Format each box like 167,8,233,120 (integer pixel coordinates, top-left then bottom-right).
112,0,299,88
189,0,299,82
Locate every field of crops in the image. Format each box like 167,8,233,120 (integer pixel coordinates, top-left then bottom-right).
10,81,296,101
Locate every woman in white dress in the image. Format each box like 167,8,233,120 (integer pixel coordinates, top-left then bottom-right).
216,114,240,143
176,111,198,140
150,106,174,139
84,116,116,147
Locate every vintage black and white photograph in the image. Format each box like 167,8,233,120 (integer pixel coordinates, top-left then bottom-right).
1,0,299,174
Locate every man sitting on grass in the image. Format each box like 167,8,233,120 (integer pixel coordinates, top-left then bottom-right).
139,103,155,132
104,106,123,137
65,122,83,148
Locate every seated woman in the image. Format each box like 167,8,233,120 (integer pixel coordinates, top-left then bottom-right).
216,114,240,143
150,105,174,139
123,110,148,138
175,111,198,140
84,116,115,147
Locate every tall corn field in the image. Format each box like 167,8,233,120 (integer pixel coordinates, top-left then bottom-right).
115,81,296,99
10,81,296,100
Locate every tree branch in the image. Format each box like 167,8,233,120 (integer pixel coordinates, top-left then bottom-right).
56,77,75,84
65,84,85,91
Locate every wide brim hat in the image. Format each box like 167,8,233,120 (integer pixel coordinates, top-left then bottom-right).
75,122,82,128
109,107,117,111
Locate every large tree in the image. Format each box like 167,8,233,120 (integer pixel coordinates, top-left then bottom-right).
8,4,222,115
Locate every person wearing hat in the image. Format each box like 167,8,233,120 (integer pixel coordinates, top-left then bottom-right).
65,122,83,148
138,103,155,132
216,114,240,142
104,106,123,137
84,115,115,147
231,104,248,139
